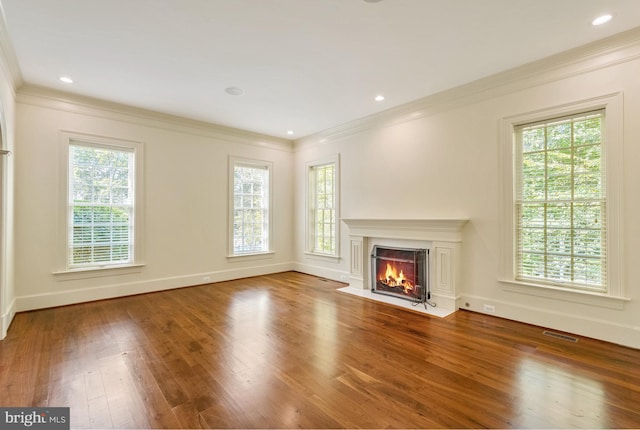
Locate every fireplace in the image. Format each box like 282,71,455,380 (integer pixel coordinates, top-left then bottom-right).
371,245,429,305
342,218,468,313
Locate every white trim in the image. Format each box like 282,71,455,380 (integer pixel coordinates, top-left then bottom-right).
228,156,274,257
0,4,23,91
305,155,340,258
17,85,293,152
292,261,348,284
0,296,15,340
52,263,145,280
0,93,12,341
461,293,639,350
499,92,626,302
57,130,145,272
341,218,469,242
499,279,628,310
16,263,294,312
303,251,341,262
295,27,640,150
226,252,275,262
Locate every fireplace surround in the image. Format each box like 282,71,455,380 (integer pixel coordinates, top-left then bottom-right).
341,218,468,313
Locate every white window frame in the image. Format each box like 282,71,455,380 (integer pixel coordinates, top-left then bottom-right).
306,155,340,259
228,156,273,259
499,93,627,307
56,131,145,276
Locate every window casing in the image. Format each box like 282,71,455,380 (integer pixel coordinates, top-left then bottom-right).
229,158,272,256
500,93,625,302
59,132,144,273
515,110,606,292
307,156,340,257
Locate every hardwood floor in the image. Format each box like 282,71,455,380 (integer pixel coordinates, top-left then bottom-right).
1,271,639,429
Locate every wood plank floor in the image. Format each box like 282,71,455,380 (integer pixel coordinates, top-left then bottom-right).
1,271,639,429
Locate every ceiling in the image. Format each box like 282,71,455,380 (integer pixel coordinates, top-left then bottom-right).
2,0,640,140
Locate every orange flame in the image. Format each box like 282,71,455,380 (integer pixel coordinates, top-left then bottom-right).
380,263,414,293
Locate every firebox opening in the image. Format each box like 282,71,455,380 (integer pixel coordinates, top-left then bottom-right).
371,246,430,307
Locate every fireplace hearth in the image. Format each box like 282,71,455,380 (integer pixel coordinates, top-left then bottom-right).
371,245,429,306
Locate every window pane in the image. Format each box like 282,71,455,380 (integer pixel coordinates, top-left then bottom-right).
574,116,602,146
523,176,546,201
574,145,601,174
232,163,269,254
547,121,572,149
547,175,571,200
309,163,336,255
520,227,545,253
520,252,545,279
546,203,571,228
522,127,545,152
69,144,134,267
574,173,602,199
515,110,606,291
547,228,572,255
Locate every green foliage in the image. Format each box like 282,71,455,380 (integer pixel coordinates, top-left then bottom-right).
233,165,269,254
311,164,335,254
517,113,605,289
69,144,134,266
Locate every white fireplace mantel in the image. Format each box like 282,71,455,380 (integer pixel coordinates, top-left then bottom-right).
341,218,468,242
341,218,469,312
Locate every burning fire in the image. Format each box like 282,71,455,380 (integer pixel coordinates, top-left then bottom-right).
380,263,414,294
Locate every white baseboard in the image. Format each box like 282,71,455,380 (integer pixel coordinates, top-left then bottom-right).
0,297,16,340
291,262,349,284
461,293,640,350
429,292,458,312
15,263,295,312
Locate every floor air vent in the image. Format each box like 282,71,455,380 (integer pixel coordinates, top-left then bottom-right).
543,330,578,342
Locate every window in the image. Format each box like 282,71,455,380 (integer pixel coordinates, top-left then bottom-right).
64,135,143,270
307,156,339,257
515,110,606,291
501,93,625,302
230,158,272,256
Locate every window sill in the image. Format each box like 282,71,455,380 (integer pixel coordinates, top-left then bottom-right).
53,263,145,281
304,252,341,262
227,251,275,262
499,279,630,310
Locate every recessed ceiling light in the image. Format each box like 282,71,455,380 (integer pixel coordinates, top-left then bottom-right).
375,95,385,101
287,130,294,136
592,14,612,26
59,76,73,84
225,87,244,96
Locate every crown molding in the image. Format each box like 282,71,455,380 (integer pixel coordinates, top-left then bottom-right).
16,84,294,152
0,2,23,92
294,26,640,151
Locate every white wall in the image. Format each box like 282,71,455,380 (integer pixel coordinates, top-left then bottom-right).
13,88,294,311
0,31,17,339
293,30,640,349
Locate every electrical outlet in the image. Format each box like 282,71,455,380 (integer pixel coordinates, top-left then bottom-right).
483,304,496,313
340,274,348,282
202,276,211,282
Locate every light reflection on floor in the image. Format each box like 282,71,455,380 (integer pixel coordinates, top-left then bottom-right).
514,356,606,428
313,300,338,375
